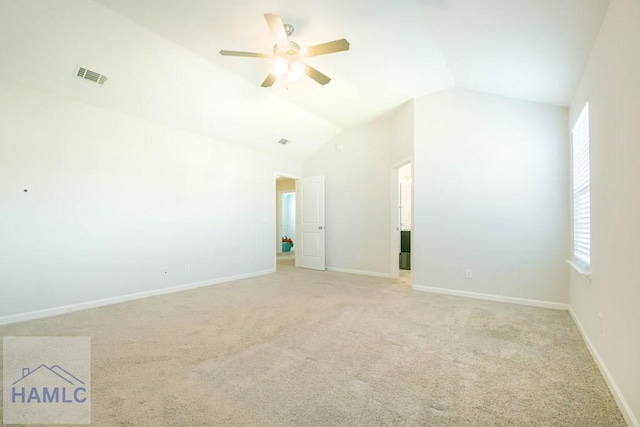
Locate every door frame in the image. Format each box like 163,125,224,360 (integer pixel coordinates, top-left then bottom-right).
390,158,413,279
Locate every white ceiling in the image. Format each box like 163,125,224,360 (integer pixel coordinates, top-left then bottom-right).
1,0,609,161
93,0,456,128
95,0,609,111
418,0,610,106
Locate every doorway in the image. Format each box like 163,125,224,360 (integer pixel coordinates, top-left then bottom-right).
398,163,412,271
281,192,296,254
390,161,412,284
274,174,326,271
276,176,297,263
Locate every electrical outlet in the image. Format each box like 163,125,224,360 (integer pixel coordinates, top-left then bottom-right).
465,269,473,279
185,264,191,273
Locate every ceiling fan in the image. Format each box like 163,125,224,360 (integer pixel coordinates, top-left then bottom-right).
219,13,350,87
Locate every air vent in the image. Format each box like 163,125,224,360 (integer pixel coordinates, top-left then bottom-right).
277,138,291,145
75,66,107,86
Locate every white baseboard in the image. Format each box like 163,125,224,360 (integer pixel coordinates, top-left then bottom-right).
327,267,390,278
0,269,275,326
412,285,569,310
569,307,639,427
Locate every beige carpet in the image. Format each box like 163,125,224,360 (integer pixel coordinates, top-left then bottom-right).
1,259,625,426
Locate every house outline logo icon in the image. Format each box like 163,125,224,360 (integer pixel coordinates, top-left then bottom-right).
11,364,88,404
13,364,86,386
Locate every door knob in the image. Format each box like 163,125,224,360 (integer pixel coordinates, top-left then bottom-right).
318,226,324,230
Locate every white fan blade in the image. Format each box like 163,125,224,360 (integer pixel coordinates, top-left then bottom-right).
264,13,289,49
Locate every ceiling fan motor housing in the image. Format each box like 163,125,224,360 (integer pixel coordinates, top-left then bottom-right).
283,23,294,37
274,40,301,59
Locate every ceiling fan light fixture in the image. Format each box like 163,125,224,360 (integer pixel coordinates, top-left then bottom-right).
220,13,349,87
272,57,304,82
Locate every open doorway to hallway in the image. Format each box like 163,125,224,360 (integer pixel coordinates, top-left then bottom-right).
276,176,296,264
281,192,296,253
391,161,412,286
399,162,412,270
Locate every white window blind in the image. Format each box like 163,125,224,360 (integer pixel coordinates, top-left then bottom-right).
572,103,590,266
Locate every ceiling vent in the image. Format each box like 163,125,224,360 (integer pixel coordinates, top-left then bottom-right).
74,66,107,86
277,138,291,145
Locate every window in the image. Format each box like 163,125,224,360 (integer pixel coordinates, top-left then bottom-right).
572,103,590,269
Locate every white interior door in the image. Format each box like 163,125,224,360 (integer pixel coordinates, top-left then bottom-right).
296,176,325,270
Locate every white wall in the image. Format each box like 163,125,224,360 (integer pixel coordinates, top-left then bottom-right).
0,81,298,320
569,0,640,424
390,101,414,164
303,120,391,276
413,89,570,304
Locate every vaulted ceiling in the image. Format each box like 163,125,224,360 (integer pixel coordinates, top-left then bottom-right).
0,0,609,161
